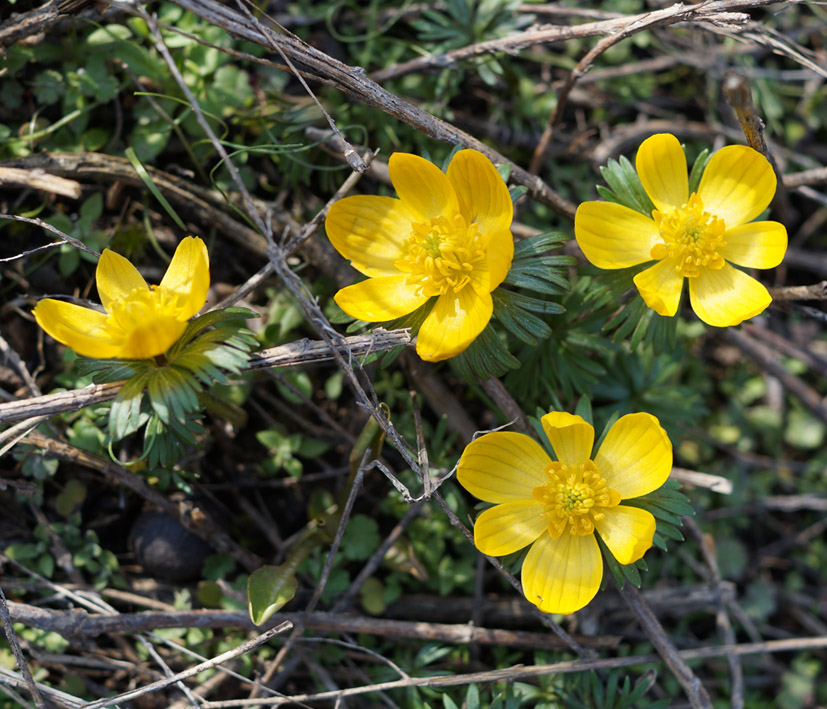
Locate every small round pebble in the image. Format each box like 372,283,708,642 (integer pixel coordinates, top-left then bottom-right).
129,510,213,582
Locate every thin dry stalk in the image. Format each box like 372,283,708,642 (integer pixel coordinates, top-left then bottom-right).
684,517,744,709
371,0,775,83
196,635,827,707
163,0,577,218
256,462,367,696
530,4,732,174
0,167,82,198
0,331,410,425
620,584,713,708
5,601,620,650
723,71,790,216
81,622,292,709
768,281,827,301
0,587,45,709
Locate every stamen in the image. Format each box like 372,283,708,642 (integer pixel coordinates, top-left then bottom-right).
532,460,621,538
651,193,727,278
395,211,486,297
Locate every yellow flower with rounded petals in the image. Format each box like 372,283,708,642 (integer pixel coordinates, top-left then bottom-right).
457,411,672,615
325,149,515,362
575,133,787,327
33,236,210,360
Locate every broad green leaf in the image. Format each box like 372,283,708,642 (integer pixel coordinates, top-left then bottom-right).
247,564,300,626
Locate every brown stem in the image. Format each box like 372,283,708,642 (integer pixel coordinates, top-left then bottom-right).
620,583,713,709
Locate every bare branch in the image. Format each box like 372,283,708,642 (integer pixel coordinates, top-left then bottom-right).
0,331,410,425
81,622,292,709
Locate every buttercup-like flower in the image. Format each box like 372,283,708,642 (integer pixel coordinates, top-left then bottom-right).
325,149,514,361
33,236,209,360
575,134,787,327
457,411,672,614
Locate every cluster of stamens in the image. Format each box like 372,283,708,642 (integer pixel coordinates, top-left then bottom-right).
395,212,486,297
532,460,621,538
651,193,727,278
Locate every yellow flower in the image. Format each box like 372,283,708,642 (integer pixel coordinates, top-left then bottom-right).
33,236,210,360
325,149,515,361
457,411,672,615
575,134,787,327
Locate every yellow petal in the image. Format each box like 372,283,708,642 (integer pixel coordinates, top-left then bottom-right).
635,133,688,212
446,149,513,236
96,249,148,311
119,316,189,359
416,287,492,362
540,412,594,466
720,221,787,269
484,229,515,291
575,201,659,269
594,413,672,499
594,505,656,565
389,152,459,221
474,501,547,556
159,236,210,320
334,275,429,322
697,145,776,228
32,299,122,358
325,195,413,277
688,263,771,327
457,431,552,503
522,532,602,615
633,258,684,317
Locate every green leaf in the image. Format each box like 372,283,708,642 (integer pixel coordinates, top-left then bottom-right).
75,357,149,382
86,24,133,45
656,523,685,542
170,307,257,354
574,395,593,425
688,148,711,194
451,323,520,381
55,480,87,517
492,290,553,346
247,564,300,626
125,146,186,230
110,370,151,439
78,56,119,102
32,69,65,105
508,185,527,202
598,155,656,216
621,558,642,588
504,232,574,296
359,577,386,616
342,515,381,561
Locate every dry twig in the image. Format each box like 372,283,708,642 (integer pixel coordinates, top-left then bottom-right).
0,331,410,424
0,587,45,709
193,636,827,707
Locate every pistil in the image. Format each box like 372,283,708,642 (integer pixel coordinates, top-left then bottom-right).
396,212,486,297
651,193,727,278
533,460,621,538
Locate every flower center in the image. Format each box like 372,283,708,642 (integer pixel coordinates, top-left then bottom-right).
532,460,621,538
395,211,486,297
650,193,727,278
105,287,187,359
106,287,179,326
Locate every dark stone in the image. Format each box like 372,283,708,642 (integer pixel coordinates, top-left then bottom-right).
129,510,213,583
